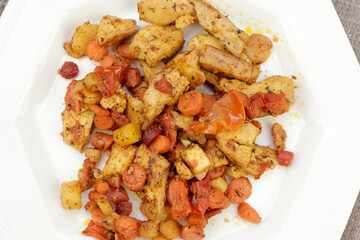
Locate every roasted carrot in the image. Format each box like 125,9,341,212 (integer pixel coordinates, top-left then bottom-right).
117,43,137,60
178,91,204,116
125,68,142,88
221,196,231,210
94,115,115,130
188,214,207,228
88,190,109,202
114,215,139,239
208,187,225,209
107,176,121,189
78,167,93,192
226,177,252,204
122,164,147,192
208,165,226,180
238,202,261,223
197,93,216,117
181,225,205,240
149,135,171,154
91,208,106,227
110,187,129,205
85,39,109,62
91,132,114,150
93,179,110,194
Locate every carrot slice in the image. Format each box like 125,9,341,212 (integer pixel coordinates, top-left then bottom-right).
188,214,207,228
181,225,205,240
93,179,109,194
197,94,216,117
114,215,139,239
122,164,147,192
91,208,106,227
208,188,225,209
88,104,110,117
150,135,171,154
225,177,252,204
178,91,204,116
85,39,109,62
117,43,137,60
91,132,114,150
238,202,261,223
94,115,115,130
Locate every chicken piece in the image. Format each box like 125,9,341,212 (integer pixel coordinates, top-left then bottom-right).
186,34,225,51
225,165,247,178
199,45,259,83
175,161,195,180
129,25,185,67
138,0,195,27
181,140,211,180
216,122,260,168
175,14,197,29
96,15,139,46
245,34,273,64
100,88,127,113
194,0,245,56
272,123,287,151
205,147,229,169
134,144,170,221
141,61,165,82
174,50,206,89
126,95,152,131
143,68,189,121
101,144,138,177
219,75,295,107
178,131,207,145
245,145,277,176
203,70,221,91
61,109,95,153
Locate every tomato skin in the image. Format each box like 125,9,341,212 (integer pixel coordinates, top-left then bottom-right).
115,202,133,216
154,78,172,94
247,93,289,118
142,122,163,146
110,110,130,127
167,178,192,221
83,220,111,240
159,107,177,149
278,150,294,166
125,68,142,88
64,80,83,112
204,208,222,219
94,66,120,98
189,90,246,134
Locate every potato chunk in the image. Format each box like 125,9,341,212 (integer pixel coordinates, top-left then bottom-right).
216,122,260,168
101,144,137,177
85,147,102,162
205,147,229,168
199,45,259,83
61,180,82,209
96,15,139,46
138,0,195,26
61,109,95,153
225,165,247,178
134,144,170,221
181,141,211,180
143,68,189,121
272,123,287,151
186,34,225,51
175,161,195,180
194,0,245,56
129,25,185,67
63,22,99,58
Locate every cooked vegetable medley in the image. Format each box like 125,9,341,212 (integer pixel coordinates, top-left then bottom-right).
59,1,295,239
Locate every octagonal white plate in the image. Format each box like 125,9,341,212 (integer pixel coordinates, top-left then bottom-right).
0,0,359,240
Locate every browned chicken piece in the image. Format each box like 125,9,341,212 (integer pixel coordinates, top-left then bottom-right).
199,45,259,83
126,95,152,131
175,14,197,29
134,144,170,221
61,109,95,153
100,88,127,113
96,15,139,46
216,122,261,169
174,50,206,89
143,68,189,121
140,61,165,82
203,70,222,91
186,34,225,51
219,75,295,107
138,0,195,27
193,0,245,57
272,123,287,151
245,145,277,176
245,34,273,64
129,25,185,67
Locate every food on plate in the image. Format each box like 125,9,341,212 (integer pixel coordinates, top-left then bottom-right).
59,1,297,239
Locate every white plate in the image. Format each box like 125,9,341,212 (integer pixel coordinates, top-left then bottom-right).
0,0,360,239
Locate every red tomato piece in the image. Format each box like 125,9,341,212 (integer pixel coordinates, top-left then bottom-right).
142,122,163,146
110,110,131,127
278,150,294,166
154,78,172,94
159,107,177,149
94,66,120,98
83,220,111,240
190,175,211,216
115,202,133,216
64,80,83,112
125,68,142,88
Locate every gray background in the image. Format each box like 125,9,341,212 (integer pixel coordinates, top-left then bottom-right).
0,0,359,239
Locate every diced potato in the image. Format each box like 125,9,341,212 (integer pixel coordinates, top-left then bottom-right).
96,15,139,46
85,201,98,212
159,219,182,239
61,109,95,153
113,123,142,146
175,161,194,180
206,147,229,168
85,147,102,162
211,177,228,193
64,22,99,58
181,142,211,179
140,201,167,221
97,199,114,216
100,89,127,113
73,80,102,104
225,165,247,178
139,221,160,238
61,180,82,209
101,144,138,177
102,216,116,231
83,73,100,92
